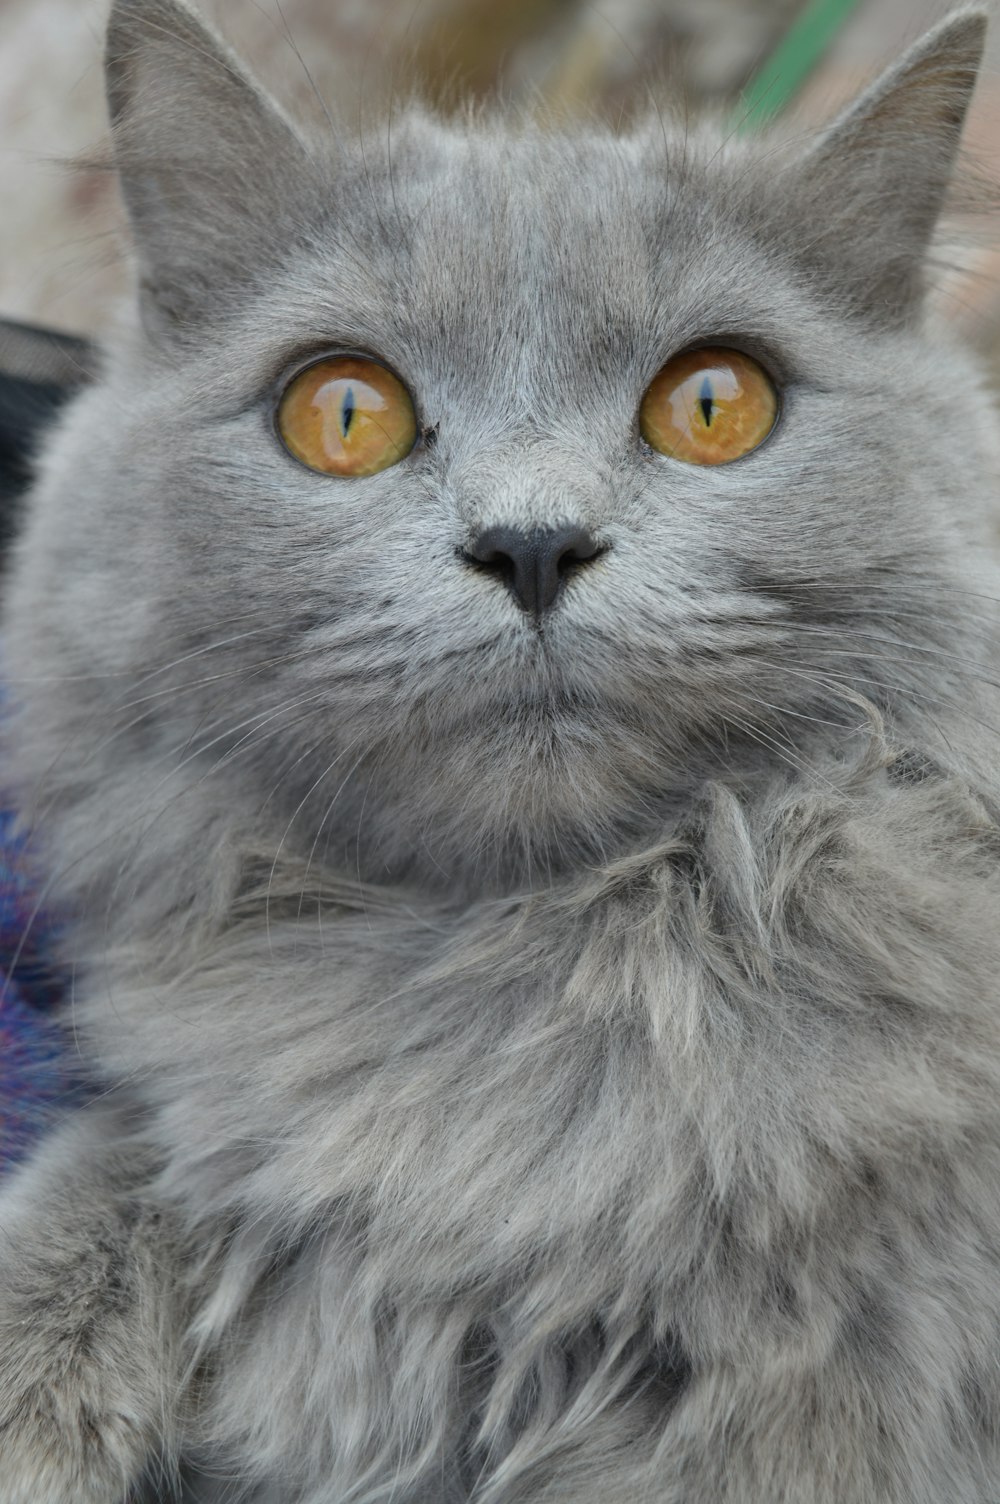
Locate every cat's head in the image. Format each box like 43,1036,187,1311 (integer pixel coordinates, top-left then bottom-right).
4,0,998,902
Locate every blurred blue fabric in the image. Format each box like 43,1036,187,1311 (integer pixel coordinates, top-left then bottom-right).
0,803,73,1172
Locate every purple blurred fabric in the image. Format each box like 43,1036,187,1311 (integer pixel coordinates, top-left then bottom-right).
0,805,72,1173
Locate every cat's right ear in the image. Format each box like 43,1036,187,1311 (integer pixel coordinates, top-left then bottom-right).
105,0,319,339
783,8,987,324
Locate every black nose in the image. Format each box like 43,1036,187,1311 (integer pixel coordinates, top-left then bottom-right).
464,524,604,618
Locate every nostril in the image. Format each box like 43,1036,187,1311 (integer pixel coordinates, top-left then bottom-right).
554,526,602,571
463,524,606,618
465,528,517,572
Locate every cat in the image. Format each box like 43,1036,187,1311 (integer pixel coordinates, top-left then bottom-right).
2,0,1000,1498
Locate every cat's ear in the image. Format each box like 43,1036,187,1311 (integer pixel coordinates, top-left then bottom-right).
105,0,319,337
787,9,987,323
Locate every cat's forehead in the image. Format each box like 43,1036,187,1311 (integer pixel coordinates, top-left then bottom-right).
352,117,765,301
282,115,802,396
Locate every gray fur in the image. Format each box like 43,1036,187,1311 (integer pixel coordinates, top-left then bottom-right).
1,2,1000,1499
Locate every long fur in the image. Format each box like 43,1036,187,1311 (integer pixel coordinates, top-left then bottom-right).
2,4,1000,1501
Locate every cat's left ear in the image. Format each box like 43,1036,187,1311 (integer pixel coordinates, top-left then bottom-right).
105,0,321,339
785,9,987,323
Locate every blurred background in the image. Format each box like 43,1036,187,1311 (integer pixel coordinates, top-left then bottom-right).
1,0,999,372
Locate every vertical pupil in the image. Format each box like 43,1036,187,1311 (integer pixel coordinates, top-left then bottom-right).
341,386,356,437
698,376,714,427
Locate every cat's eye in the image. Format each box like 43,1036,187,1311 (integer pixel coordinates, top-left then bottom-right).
276,356,417,477
639,348,778,465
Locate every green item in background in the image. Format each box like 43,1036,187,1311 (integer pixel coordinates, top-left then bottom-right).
733,0,867,131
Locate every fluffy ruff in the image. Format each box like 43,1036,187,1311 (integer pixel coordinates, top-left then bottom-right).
6,725,1000,1502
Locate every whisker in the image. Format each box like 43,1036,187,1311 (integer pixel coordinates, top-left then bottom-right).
98,699,335,975
749,620,1000,693
265,734,369,955
717,693,842,795
0,680,330,1006
762,655,1000,752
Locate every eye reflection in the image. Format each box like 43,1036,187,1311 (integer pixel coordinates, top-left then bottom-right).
277,356,417,477
640,348,778,465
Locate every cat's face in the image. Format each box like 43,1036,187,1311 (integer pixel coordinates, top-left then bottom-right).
6,1,998,892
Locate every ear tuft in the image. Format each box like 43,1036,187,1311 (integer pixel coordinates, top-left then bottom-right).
786,8,988,323
105,0,318,338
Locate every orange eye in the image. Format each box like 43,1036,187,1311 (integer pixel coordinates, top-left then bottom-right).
277,356,417,477
639,347,777,465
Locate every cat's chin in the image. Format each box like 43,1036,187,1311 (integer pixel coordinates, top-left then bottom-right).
319,721,701,895
223,670,827,898
329,695,869,895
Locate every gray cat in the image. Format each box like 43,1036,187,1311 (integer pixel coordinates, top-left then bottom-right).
2,0,1000,1499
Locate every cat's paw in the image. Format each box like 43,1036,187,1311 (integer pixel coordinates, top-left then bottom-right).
0,1136,179,1504
0,1235,171,1504
0,1376,145,1504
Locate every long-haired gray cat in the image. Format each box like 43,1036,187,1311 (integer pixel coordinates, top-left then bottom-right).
2,0,1000,1499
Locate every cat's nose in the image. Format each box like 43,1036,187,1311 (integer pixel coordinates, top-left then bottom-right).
463,524,604,618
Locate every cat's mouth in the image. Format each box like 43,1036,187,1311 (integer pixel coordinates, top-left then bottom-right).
432,684,599,731
413,677,655,756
